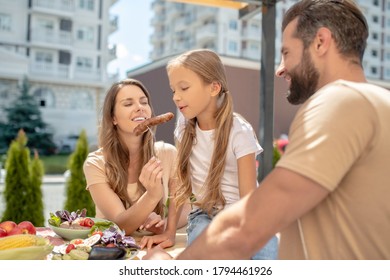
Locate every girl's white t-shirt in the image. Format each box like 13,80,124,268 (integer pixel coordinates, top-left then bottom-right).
175,114,262,209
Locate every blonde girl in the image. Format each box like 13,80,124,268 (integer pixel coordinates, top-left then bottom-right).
143,49,278,259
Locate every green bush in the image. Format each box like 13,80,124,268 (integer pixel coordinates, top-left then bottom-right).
2,130,45,225
63,130,95,216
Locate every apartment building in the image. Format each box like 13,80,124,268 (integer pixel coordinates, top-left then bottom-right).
0,0,118,150
149,0,390,81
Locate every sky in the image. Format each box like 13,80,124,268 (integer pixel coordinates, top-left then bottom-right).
107,0,154,79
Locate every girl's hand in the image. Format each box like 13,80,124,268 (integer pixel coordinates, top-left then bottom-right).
139,156,164,200
142,245,174,260
139,231,175,250
139,212,165,234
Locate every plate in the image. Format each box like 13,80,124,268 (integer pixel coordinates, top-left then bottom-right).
127,248,139,260
49,218,110,240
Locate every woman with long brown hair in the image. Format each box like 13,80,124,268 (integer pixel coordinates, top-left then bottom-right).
84,78,188,243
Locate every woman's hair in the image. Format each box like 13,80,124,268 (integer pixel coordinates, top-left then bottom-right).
168,49,234,214
98,78,163,215
283,0,368,65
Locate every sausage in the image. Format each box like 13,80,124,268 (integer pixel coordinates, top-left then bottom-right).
134,112,174,136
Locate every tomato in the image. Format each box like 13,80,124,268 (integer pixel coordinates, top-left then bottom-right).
79,219,85,226
65,243,75,254
92,230,103,237
70,238,84,245
83,218,94,228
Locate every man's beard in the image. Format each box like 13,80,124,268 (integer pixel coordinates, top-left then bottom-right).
286,49,319,105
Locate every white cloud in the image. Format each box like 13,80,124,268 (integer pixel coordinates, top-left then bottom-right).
115,44,128,59
130,54,143,63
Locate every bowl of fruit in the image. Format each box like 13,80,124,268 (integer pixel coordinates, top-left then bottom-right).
48,209,111,240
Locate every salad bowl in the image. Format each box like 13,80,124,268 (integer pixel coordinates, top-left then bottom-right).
48,218,107,240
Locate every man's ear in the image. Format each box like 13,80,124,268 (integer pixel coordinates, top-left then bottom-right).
210,81,221,97
314,27,332,56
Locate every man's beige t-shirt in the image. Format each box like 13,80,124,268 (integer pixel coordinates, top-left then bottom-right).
83,141,177,219
277,80,390,259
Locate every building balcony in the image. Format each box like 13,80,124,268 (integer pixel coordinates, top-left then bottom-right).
242,49,260,60
29,62,70,79
194,7,216,22
242,27,260,42
74,68,102,81
151,14,166,26
196,23,217,43
109,15,119,33
30,29,73,47
31,0,75,15
108,44,117,60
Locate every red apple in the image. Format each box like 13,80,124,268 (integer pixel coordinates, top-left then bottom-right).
0,221,17,233
18,221,36,235
7,226,24,236
0,228,7,238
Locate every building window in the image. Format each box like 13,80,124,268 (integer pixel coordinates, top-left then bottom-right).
373,0,379,6
37,18,54,31
249,22,260,33
371,49,378,57
0,13,11,31
250,43,259,51
33,87,56,108
79,0,94,11
77,26,94,42
229,20,237,30
36,52,53,63
372,32,378,40
372,15,379,23
386,52,390,60
76,57,93,69
59,51,71,65
370,66,377,74
228,41,237,52
60,19,72,31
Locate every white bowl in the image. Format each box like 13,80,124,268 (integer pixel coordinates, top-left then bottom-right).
49,218,108,240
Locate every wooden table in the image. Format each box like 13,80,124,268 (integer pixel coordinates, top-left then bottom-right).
36,226,187,260
132,226,187,259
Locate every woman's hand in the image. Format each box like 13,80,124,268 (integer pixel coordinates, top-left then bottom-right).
139,156,164,201
142,245,174,260
139,212,165,234
139,231,176,250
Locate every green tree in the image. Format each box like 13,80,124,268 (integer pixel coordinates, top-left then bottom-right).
2,130,45,225
2,76,56,155
64,130,95,216
26,150,45,226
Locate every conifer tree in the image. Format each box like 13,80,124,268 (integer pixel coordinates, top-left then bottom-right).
26,150,45,226
3,76,56,155
1,130,45,223
64,130,95,216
